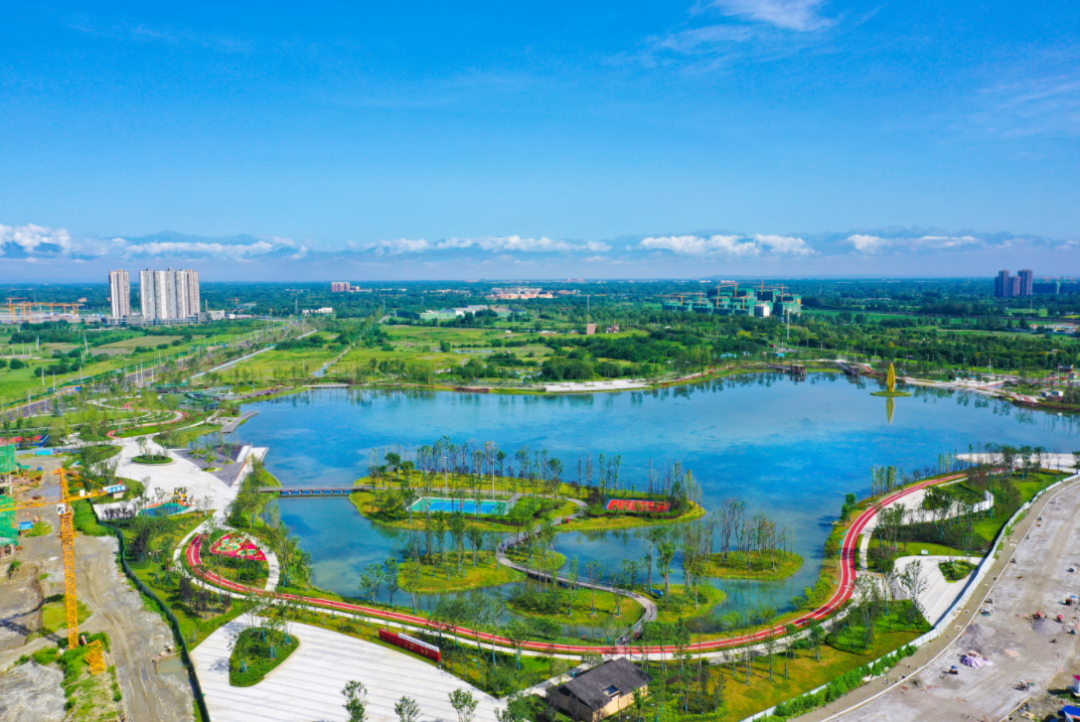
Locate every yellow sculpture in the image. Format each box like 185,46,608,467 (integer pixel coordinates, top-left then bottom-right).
872,361,910,398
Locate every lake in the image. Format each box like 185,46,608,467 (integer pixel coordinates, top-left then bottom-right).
237,374,1079,631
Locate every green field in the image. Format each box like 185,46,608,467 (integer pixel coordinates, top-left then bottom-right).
0,322,272,405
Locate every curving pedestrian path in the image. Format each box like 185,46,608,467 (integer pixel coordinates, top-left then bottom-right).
181,473,968,656
494,497,658,640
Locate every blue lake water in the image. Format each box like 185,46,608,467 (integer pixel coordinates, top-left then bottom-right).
238,375,1080,631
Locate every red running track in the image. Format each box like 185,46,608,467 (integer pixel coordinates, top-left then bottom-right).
185,473,965,655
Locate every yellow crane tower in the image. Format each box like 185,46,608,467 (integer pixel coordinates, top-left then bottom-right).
12,468,115,672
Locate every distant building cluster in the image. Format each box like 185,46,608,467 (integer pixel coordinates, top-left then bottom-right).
489,287,554,300
584,323,620,335
994,269,1034,298
330,282,370,293
108,268,219,325
1032,278,1080,295
403,304,515,322
662,284,801,318
302,307,334,315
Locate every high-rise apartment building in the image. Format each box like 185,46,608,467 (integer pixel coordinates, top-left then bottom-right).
995,269,1035,298
994,270,1012,298
108,270,131,318
1017,269,1034,297
139,268,201,321
331,282,350,292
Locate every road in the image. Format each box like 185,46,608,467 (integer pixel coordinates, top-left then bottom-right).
804,475,1080,722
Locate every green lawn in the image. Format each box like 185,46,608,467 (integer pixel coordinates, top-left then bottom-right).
507,586,644,626
650,584,728,623
40,595,92,635
399,552,524,593
0,324,267,402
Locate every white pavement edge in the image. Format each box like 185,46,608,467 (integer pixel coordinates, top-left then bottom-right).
192,617,500,722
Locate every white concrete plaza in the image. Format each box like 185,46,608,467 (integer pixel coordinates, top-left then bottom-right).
192,619,500,722
892,554,982,625
94,436,266,521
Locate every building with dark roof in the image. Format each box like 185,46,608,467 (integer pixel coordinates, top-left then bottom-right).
548,658,650,721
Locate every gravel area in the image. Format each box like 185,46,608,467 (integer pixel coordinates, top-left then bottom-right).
0,660,66,722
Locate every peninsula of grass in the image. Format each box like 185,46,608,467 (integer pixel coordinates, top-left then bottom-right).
650,584,727,624
507,586,644,627
229,627,299,686
400,552,524,594
939,559,978,582
870,390,912,397
699,550,804,581
560,501,706,532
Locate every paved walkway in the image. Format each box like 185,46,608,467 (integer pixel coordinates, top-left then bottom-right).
192,618,500,722
891,555,982,626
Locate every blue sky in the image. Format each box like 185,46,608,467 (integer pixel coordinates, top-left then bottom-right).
2,1,1078,280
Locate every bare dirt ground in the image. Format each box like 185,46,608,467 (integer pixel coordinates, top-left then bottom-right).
803,477,1080,722
0,462,193,722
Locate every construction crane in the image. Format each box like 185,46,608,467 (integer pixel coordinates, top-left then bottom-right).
661,292,706,305
11,469,120,671
6,298,31,323
4,299,82,323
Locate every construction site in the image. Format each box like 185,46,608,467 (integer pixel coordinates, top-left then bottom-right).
1,298,88,325
0,446,192,722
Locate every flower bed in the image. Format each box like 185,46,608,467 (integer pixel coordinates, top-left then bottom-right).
210,533,267,562
605,498,671,513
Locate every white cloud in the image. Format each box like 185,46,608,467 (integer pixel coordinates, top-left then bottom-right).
708,0,834,31
369,238,432,255
0,223,74,255
845,234,985,254
367,235,610,254
639,234,815,257
120,240,277,258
